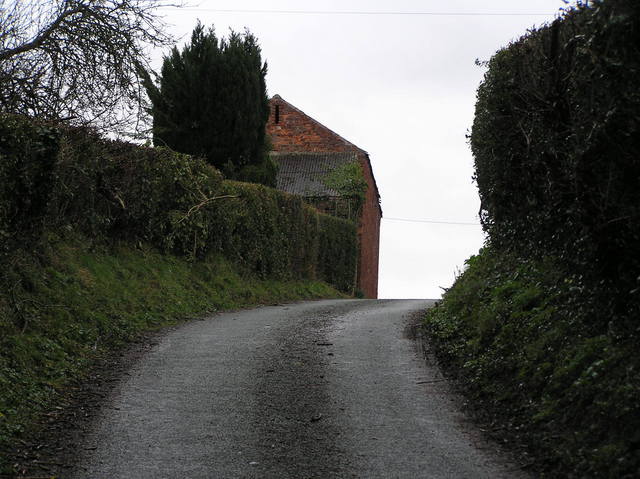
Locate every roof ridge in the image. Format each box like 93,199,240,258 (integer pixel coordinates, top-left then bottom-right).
270,151,358,157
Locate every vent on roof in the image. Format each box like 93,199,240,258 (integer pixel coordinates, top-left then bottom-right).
275,104,280,124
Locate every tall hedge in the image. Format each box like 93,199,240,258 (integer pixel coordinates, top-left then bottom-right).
0,116,357,292
471,0,640,323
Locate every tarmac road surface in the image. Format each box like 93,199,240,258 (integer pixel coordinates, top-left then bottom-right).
70,299,528,478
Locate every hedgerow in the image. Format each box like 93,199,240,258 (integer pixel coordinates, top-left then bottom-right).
425,249,640,477
426,2,640,477
471,0,640,324
318,214,358,293
0,115,357,290
0,116,60,253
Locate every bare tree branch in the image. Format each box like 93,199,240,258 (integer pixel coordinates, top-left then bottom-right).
0,0,178,136
0,4,84,61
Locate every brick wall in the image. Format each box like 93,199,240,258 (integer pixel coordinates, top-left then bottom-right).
268,95,381,298
356,152,381,299
267,96,355,153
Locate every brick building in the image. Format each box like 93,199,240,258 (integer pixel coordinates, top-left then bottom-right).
267,94,381,298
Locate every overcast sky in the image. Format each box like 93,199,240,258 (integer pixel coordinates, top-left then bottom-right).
156,0,577,299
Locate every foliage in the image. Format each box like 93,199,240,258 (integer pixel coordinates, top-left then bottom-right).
471,0,640,328
321,160,368,221
0,0,172,135
424,247,640,477
0,234,343,473
0,114,358,291
0,115,59,254
427,3,640,476
323,161,367,202
145,22,272,183
318,214,358,293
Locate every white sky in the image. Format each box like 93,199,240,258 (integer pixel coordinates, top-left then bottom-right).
155,0,577,299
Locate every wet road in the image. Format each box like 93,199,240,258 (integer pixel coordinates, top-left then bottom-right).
71,299,527,478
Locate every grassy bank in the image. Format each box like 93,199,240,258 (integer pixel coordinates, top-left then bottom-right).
423,247,640,478
0,233,342,472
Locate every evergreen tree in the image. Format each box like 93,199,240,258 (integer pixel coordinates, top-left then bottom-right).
146,23,274,184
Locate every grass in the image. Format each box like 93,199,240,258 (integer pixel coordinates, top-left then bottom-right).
0,232,342,472
423,247,640,478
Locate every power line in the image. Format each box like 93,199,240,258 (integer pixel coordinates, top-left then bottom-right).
169,8,557,17
383,217,481,226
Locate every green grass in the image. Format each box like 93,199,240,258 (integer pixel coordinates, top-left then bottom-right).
423,247,640,478
0,232,342,471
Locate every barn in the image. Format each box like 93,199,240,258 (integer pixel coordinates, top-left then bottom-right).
267,95,382,298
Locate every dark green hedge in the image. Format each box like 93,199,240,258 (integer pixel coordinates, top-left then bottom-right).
0,116,60,253
0,116,357,292
471,0,640,318
318,214,358,293
435,2,640,475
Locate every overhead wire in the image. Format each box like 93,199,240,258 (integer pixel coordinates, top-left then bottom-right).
382,217,481,226
167,8,557,17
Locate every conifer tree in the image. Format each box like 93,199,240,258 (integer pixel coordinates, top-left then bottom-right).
146,23,274,184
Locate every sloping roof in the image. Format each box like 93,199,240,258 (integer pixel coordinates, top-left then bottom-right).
272,151,358,197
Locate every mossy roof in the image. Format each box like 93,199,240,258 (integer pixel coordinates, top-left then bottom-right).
271,151,358,197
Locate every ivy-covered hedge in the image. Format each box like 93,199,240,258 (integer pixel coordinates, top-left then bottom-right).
424,2,640,477
471,0,640,320
0,115,357,292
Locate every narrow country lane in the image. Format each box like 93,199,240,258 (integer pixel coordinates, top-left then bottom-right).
70,300,527,478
